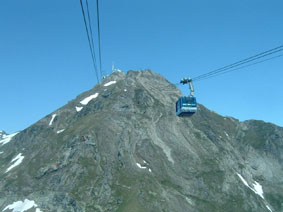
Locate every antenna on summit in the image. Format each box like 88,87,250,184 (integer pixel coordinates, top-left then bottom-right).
111,62,122,73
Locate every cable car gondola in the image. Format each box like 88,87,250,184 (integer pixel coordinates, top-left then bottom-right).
176,78,197,116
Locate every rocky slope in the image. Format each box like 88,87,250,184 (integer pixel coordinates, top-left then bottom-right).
0,70,282,212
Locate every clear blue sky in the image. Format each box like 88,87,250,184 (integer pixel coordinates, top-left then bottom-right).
1,0,283,133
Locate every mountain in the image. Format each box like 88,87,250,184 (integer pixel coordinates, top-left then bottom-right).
0,70,282,212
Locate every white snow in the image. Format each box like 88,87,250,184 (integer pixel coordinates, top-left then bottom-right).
0,132,19,146
49,114,57,126
237,173,249,187
0,151,3,154
224,131,229,137
237,173,265,199
104,81,116,87
266,205,273,212
80,93,99,105
124,89,127,92
136,163,147,169
252,181,264,199
185,197,193,205
76,106,83,112
2,199,41,212
57,129,65,134
6,153,24,173
136,162,152,172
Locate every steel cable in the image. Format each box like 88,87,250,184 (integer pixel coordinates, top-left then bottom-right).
79,0,100,83
194,53,283,82
192,45,283,82
96,0,103,78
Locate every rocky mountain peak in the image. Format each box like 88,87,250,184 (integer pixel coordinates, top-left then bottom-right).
0,70,282,212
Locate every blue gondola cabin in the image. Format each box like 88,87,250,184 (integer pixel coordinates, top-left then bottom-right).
176,96,197,116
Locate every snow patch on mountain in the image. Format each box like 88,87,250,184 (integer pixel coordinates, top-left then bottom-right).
57,129,65,134
237,173,265,199
6,153,24,173
0,132,19,146
185,197,193,205
3,199,42,212
252,181,264,199
237,173,249,187
266,205,273,212
136,162,152,173
0,151,3,154
136,163,147,169
104,81,116,87
49,114,57,126
80,93,99,105
76,106,83,112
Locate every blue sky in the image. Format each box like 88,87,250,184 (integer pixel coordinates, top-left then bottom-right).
1,0,283,133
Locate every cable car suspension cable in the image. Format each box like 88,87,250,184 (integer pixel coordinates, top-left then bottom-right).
96,0,103,78
194,53,283,82
192,45,283,82
79,0,100,83
85,0,97,65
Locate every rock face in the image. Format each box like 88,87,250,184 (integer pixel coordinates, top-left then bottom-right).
0,70,283,212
